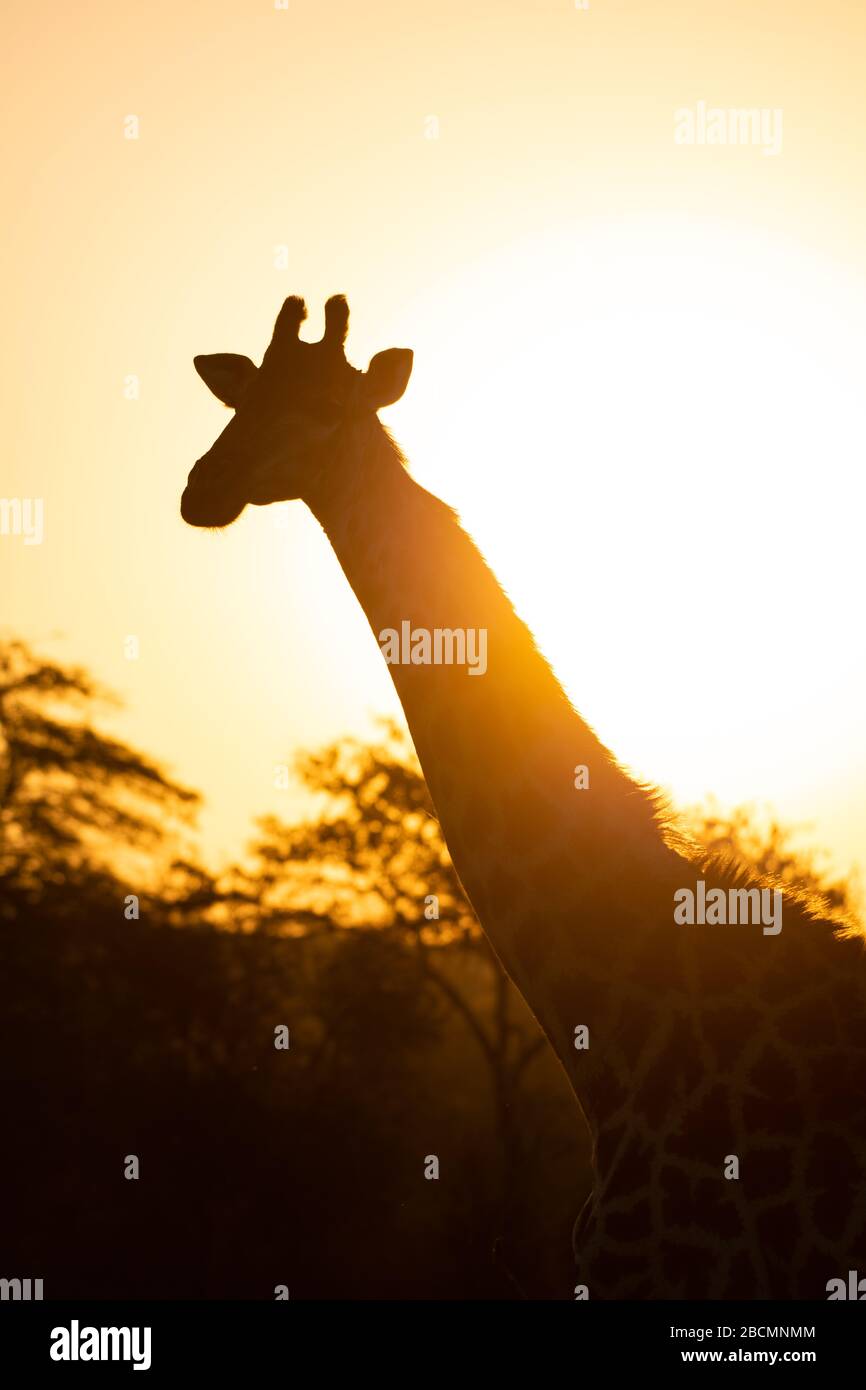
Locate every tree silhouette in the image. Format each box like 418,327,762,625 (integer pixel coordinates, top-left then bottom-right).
245,721,563,1274
3,636,860,1298
0,638,199,914
683,796,860,927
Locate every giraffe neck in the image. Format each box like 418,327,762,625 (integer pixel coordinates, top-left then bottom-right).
306,423,672,1131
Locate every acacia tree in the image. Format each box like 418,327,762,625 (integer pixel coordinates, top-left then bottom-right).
245,721,550,1217
683,797,859,927
0,638,200,916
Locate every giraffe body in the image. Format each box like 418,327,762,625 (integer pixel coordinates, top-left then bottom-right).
181,296,866,1299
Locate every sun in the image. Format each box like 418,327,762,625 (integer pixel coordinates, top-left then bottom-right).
395,217,866,858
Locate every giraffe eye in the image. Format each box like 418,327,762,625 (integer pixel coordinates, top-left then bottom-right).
309,398,343,426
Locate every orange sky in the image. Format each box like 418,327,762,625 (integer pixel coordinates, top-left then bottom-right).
3,0,866,897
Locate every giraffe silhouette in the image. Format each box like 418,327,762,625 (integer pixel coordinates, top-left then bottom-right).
181,295,866,1299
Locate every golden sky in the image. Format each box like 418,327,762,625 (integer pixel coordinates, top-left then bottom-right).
3,0,866,891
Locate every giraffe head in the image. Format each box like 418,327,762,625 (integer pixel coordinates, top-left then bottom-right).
181,295,413,528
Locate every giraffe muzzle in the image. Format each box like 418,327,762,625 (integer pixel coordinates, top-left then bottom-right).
180,454,248,528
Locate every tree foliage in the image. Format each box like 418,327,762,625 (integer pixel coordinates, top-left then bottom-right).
0,638,198,908
683,796,860,925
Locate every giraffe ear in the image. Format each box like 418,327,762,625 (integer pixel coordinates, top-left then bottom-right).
193,353,258,408
364,349,413,409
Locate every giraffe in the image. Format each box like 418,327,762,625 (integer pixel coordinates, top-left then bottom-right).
180,295,866,1299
